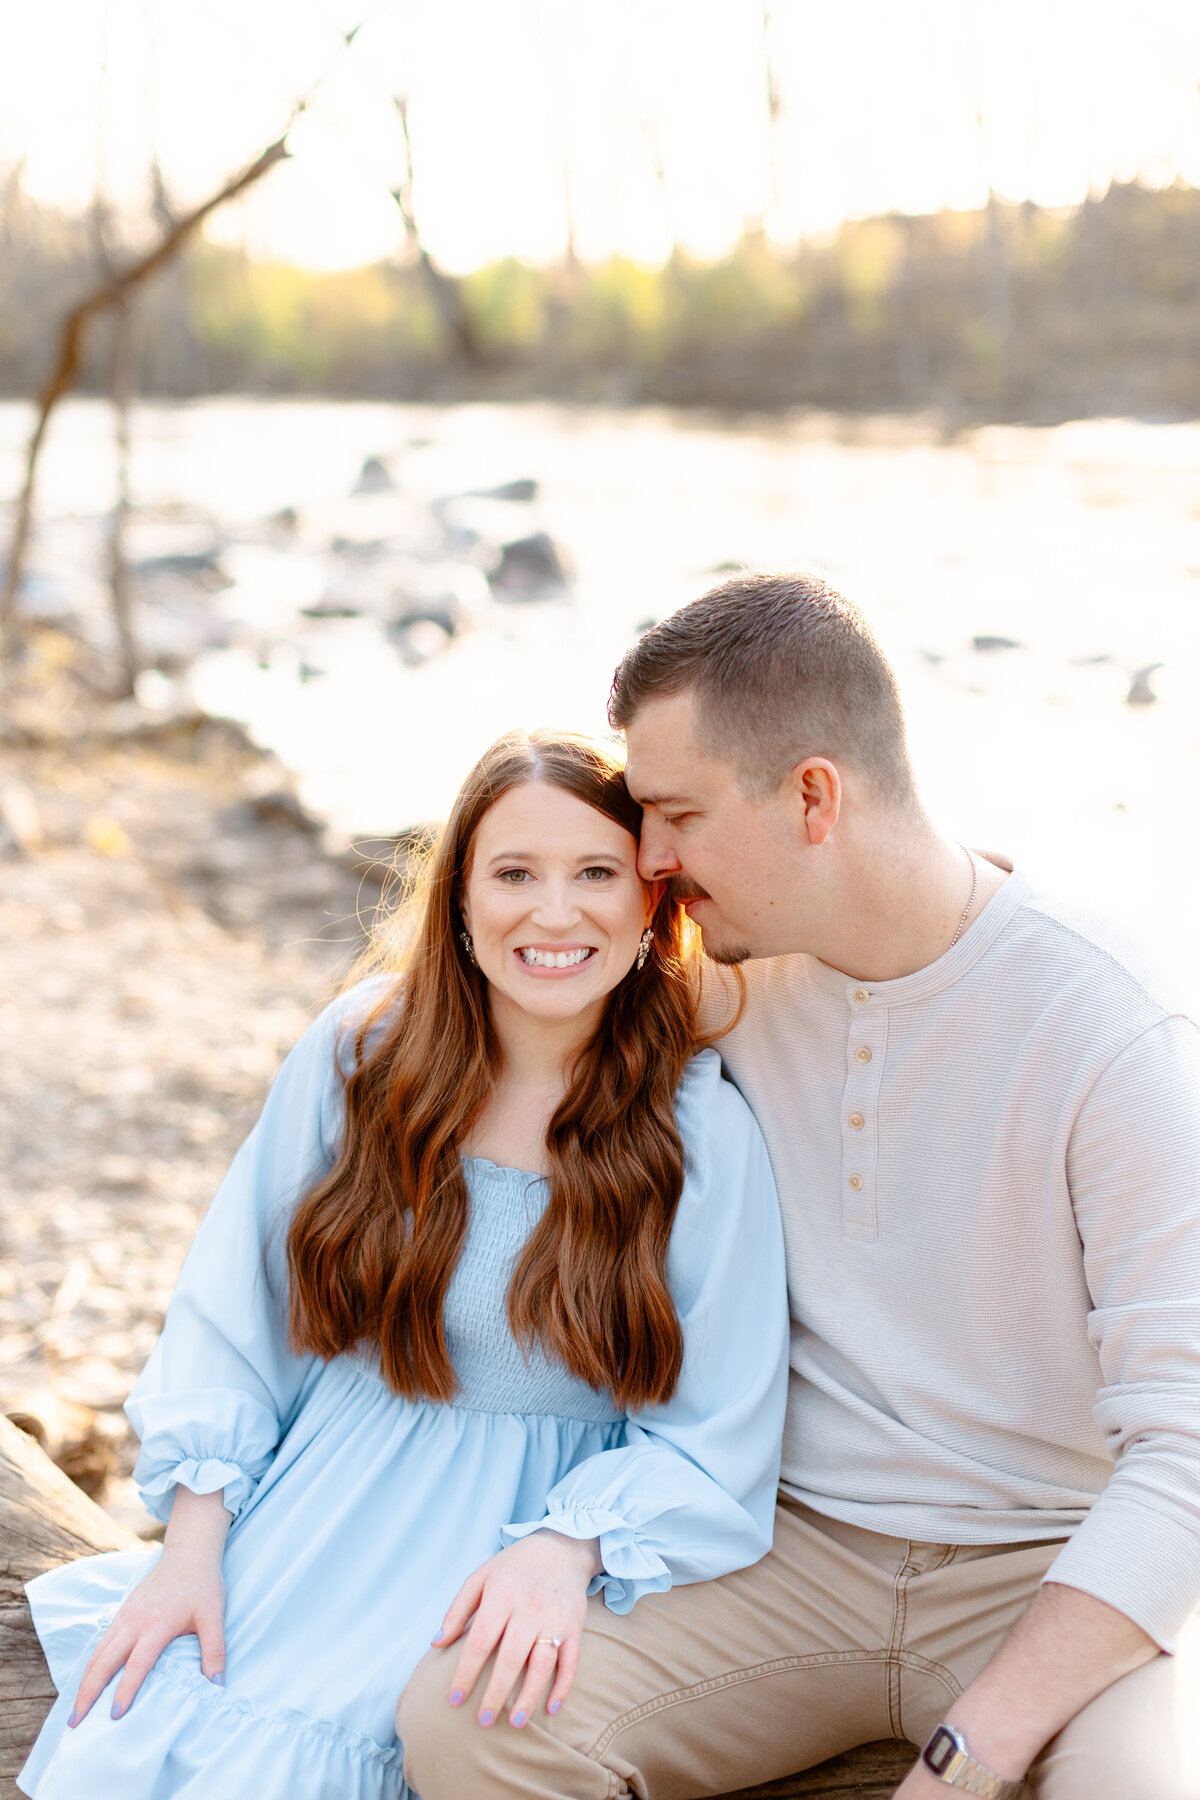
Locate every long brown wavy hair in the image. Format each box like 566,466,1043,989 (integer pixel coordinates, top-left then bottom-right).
286,729,701,1410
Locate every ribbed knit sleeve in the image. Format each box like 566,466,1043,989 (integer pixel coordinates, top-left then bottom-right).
1045,1014,1200,1650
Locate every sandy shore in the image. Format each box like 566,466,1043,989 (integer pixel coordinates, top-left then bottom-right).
0,633,374,1532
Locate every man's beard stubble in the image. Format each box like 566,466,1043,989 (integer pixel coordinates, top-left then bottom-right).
704,940,753,966
666,876,753,967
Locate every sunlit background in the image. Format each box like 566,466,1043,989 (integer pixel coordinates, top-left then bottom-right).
2,1,1200,1528
8,0,1200,267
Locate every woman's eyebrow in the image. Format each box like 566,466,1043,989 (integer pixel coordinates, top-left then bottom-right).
483,849,628,866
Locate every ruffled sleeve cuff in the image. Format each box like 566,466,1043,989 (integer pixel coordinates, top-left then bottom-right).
127,1388,281,1524
136,1456,257,1524
501,1504,672,1615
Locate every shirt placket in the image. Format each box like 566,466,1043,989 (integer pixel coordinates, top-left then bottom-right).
841,983,886,1242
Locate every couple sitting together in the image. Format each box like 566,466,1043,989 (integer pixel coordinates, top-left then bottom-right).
20,572,1200,1800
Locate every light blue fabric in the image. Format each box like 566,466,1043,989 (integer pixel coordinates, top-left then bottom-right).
20,985,789,1800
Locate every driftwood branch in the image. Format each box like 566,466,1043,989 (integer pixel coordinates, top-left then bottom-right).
0,1415,140,1796
716,1742,916,1800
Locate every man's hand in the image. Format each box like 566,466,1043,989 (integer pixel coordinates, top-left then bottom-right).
891,1583,1158,1797
432,1530,602,1730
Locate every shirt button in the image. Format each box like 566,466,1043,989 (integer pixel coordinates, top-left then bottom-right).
855,1047,872,1063
848,1174,864,1190
849,1113,865,1130
854,989,869,1003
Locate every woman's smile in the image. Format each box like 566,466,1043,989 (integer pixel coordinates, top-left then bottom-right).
515,944,598,974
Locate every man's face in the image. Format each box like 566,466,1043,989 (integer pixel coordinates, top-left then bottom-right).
623,691,804,963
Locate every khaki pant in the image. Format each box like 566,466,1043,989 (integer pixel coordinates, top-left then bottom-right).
398,1498,1200,1799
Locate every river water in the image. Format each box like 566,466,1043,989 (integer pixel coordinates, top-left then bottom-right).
3,397,1199,1000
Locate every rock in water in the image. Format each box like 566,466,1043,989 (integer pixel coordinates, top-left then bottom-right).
352,455,394,495
489,532,572,597
971,635,1023,654
1126,663,1163,706
468,478,538,503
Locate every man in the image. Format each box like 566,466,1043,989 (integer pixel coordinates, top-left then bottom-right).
401,572,1200,1797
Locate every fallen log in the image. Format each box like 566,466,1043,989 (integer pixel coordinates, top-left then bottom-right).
0,1413,914,1798
0,1414,138,1798
716,1740,917,1798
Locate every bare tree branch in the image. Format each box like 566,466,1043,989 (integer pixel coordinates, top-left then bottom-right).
89,210,141,696
90,25,142,701
1,138,289,638
93,178,139,698
391,96,484,365
105,298,138,697
759,3,783,231
1,9,389,642
148,156,177,234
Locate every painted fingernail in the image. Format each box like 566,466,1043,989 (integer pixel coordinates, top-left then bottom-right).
431,1629,445,1644
512,1710,527,1728
67,1709,79,1729
479,1710,495,1728
548,1699,562,1714
110,1701,123,1721
210,1672,225,1687
449,1689,464,1707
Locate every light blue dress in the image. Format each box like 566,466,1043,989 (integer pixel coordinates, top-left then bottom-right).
20,984,789,1800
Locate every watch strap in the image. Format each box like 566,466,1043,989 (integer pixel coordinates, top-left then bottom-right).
921,1724,1025,1800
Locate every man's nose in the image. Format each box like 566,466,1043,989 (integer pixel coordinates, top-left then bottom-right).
638,821,681,883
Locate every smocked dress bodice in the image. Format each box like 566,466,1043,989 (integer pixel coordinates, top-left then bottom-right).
436,1160,617,1423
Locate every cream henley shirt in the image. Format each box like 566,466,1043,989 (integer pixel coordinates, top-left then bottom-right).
710,866,1200,1651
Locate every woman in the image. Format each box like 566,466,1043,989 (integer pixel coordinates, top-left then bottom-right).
20,729,788,1800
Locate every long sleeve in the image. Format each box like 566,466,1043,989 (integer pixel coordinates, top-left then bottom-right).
126,986,372,1522
1044,1013,1200,1650
501,1050,790,1613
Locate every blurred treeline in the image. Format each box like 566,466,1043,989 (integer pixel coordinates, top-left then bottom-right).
4,174,1200,420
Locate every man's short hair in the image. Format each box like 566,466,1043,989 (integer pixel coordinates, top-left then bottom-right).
609,570,917,808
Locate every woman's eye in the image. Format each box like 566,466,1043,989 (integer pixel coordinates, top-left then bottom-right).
497,869,532,883
579,866,616,881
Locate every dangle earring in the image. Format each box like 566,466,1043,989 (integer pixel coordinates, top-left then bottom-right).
636,926,654,971
460,929,478,967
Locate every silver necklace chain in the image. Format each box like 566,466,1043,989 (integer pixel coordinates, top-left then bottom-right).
949,848,978,949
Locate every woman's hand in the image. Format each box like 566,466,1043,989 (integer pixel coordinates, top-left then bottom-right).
433,1530,601,1729
69,1487,231,1725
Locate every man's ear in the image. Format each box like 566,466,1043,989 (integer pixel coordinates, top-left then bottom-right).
783,757,841,847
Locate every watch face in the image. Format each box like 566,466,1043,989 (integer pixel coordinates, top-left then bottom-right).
924,1727,958,1773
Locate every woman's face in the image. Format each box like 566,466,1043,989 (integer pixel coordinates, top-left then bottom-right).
461,781,654,1027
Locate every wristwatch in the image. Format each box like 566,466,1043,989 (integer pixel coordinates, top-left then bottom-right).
920,1724,1025,1799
